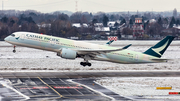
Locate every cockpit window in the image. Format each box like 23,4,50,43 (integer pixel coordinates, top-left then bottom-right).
11,34,15,37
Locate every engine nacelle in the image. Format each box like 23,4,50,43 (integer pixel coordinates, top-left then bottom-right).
59,48,77,59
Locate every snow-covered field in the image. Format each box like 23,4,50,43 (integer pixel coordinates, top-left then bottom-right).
96,77,180,100
0,41,179,71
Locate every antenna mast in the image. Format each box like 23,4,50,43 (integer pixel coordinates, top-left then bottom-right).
2,0,3,12
75,0,78,12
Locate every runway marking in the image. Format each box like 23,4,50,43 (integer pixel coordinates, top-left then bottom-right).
29,94,99,97
0,81,30,100
19,86,49,89
29,95,59,97
68,79,115,100
37,77,63,98
17,86,83,89
53,86,83,89
29,95,62,101
63,95,102,96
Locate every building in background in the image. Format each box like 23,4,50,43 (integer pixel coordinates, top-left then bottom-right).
132,18,144,37
173,8,177,18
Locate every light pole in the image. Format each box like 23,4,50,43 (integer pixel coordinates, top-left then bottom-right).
2,0,3,11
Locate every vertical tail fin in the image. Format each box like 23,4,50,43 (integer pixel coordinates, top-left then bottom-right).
106,40,114,45
143,36,175,58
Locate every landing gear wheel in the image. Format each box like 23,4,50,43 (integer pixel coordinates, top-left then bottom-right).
13,50,16,53
80,62,84,65
87,63,91,66
80,62,86,67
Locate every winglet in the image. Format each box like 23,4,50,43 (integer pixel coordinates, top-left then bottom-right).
122,44,132,49
143,36,175,58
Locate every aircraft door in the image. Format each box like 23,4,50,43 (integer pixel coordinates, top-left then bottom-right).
135,54,139,61
40,37,45,50
50,38,54,46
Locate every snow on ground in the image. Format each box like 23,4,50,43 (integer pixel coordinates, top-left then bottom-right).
0,41,180,71
96,77,180,100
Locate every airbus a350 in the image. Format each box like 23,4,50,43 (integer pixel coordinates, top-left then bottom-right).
4,32,175,66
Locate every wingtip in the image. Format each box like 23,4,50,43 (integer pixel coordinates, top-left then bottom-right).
122,44,132,49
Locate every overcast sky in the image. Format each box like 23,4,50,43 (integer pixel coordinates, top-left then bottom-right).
2,0,180,13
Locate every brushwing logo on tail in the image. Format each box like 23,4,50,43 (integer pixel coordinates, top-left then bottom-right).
151,40,169,56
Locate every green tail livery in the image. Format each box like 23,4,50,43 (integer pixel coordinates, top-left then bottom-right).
144,36,175,58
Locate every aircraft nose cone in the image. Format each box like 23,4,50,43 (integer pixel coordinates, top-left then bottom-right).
4,36,9,41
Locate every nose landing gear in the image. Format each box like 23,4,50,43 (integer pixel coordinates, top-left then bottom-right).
13,45,16,53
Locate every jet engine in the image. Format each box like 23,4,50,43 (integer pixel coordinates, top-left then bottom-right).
58,48,77,59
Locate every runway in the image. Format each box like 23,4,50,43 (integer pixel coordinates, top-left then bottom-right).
0,71,179,78
0,78,111,100
0,71,179,100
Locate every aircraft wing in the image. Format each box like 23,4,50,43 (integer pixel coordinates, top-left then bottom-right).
122,44,132,49
73,48,122,57
73,48,123,55
73,44,131,56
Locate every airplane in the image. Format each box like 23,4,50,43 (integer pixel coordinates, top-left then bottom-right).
4,31,175,66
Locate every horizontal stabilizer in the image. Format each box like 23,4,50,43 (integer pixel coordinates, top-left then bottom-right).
151,59,171,62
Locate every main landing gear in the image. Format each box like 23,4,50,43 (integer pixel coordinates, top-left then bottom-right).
80,62,91,67
80,55,92,67
13,45,16,53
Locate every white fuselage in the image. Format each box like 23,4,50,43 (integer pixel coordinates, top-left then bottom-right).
4,32,163,64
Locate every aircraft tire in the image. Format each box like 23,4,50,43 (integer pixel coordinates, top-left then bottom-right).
80,62,86,67
13,50,16,53
80,62,91,67
87,63,91,66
